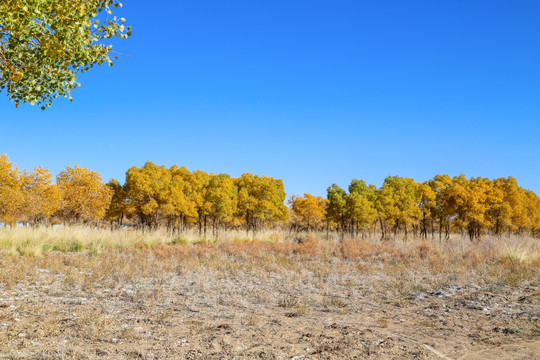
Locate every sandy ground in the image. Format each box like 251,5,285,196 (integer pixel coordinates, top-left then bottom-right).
0,247,539,359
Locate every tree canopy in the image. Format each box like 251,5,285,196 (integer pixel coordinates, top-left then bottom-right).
289,193,327,231
0,0,130,108
56,165,112,223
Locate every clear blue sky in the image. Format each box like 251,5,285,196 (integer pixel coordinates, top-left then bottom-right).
1,0,539,197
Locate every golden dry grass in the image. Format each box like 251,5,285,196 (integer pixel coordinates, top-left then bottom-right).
0,227,539,359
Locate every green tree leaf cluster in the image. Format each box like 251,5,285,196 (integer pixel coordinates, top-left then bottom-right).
324,180,378,237
0,0,130,108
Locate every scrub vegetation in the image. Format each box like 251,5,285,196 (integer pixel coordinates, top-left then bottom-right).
0,229,539,359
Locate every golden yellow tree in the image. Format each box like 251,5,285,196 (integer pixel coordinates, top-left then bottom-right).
503,178,529,232
488,177,533,235
376,176,420,239
346,180,377,237
169,165,198,230
104,178,127,228
236,173,287,233
123,161,171,228
415,181,436,239
206,174,238,234
487,177,514,234
326,184,348,232
188,170,212,235
428,174,454,239
289,193,327,231
0,155,23,225
524,190,540,236
448,176,493,240
56,165,112,223
21,167,60,225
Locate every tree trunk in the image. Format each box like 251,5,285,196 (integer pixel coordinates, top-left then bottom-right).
204,215,207,236
421,211,427,239
439,216,443,241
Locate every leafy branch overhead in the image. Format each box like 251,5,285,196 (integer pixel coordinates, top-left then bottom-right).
0,0,131,109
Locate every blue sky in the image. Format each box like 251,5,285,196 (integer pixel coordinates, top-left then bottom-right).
1,0,539,197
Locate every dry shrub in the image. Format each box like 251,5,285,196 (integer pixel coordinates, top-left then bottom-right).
222,239,274,256
381,244,401,260
533,254,540,268
337,239,373,259
294,234,324,256
417,241,432,259
338,238,363,259
324,296,348,309
207,236,330,258
278,295,298,309
499,264,537,287
336,239,403,263
77,310,112,340
152,243,190,259
463,249,483,268
355,262,370,273
429,255,446,273
2,228,539,294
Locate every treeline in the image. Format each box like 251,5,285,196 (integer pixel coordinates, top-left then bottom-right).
290,176,540,239
0,156,287,234
1,155,539,239
109,162,287,234
0,155,112,226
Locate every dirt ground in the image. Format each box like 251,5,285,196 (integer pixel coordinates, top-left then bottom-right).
0,242,539,359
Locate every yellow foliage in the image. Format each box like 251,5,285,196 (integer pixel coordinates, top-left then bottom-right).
0,155,23,224
0,154,540,240
21,167,60,224
56,165,112,223
289,193,327,230
236,173,287,230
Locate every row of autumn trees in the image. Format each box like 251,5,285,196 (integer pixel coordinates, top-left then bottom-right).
0,155,112,226
1,155,540,239
108,162,287,234
290,176,540,239
0,156,287,234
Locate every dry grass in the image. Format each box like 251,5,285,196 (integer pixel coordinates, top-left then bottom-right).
0,227,538,291
0,226,310,256
0,227,539,359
